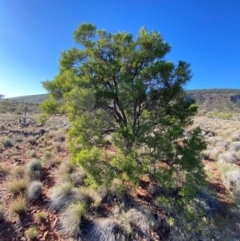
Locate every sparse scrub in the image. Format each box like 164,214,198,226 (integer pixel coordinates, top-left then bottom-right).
60,201,85,237
7,178,28,195
24,226,38,240
26,159,42,180
10,196,27,215
27,181,43,201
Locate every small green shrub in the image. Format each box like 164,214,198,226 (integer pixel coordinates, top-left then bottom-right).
24,226,38,240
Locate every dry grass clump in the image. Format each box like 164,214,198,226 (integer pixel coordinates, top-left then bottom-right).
26,159,42,180
60,201,86,237
118,208,156,234
26,136,37,145
1,137,14,148
0,163,10,177
86,218,125,241
42,150,56,167
53,142,62,152
24,226,38,240
35,211,47,223
48,182,75,211
54,129,66,142
12,166,26,179
10,196,27,215
232,132,240,141
27,181,43,201
0,204,4,221
207,148,222,160
7,178,28,196
55,160,86,186
13,135,24,143
216,161,240,190
218,151,238,163
29,150,37,158
229,141,240,152
222,170,240,190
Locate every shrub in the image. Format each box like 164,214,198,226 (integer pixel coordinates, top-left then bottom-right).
49,183,74,211
24,226,38,240
42,150,57,167
27,181,43,201
229,142,240,152
10,196,27,215
0,163,10,177
26,159,42,180
86,218,125,241
2,138,13,148
222,170,240,190
7,178,28,196
12,166,26,178
35,211,47,223
60,201,86,237
218,151,238,163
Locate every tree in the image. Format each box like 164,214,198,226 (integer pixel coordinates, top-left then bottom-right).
0,94,4,100
41,23,206,193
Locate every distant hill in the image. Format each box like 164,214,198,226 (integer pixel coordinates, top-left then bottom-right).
6,94,49,104
186,89,240,113
2,89,240,114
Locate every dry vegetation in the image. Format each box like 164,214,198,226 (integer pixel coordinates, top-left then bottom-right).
1,109,240,240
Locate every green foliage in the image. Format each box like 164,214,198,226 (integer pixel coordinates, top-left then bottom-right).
42,23,206,196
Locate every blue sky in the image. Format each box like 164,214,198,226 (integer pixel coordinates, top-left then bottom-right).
0,0,239,98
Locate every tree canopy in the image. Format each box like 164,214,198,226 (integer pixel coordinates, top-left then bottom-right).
41,23,206,194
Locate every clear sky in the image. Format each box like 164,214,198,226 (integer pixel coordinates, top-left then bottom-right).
0,0,239,98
